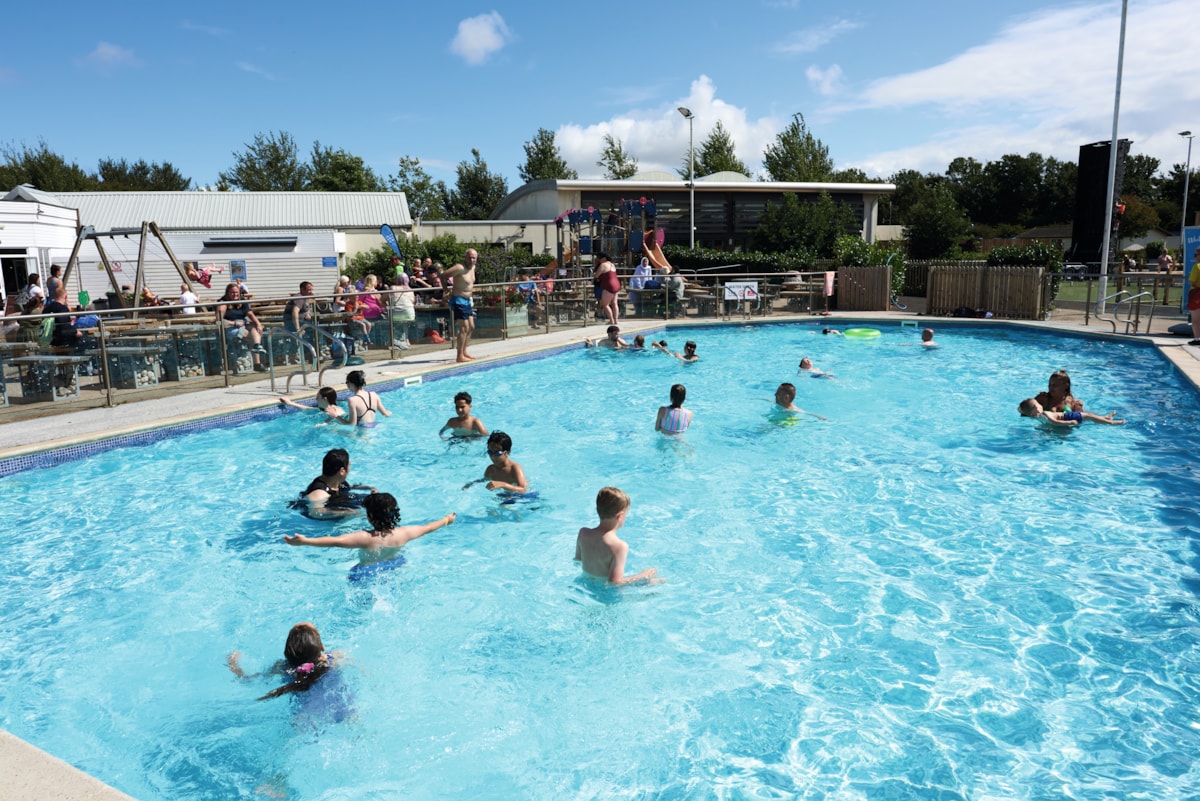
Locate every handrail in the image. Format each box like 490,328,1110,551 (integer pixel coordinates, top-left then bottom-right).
297,321,351,386
1094,290,1153,333
263,327,318,394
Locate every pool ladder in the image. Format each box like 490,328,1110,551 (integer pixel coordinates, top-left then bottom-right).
265,325,349,394
1093,290,1154,334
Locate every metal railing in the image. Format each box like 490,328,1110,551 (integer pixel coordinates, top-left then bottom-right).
0,272,841,420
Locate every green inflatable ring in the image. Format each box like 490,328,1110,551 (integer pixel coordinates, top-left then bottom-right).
844,327,881,339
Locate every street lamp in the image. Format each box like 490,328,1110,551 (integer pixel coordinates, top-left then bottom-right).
677,106,695,249
1180,130,1194,314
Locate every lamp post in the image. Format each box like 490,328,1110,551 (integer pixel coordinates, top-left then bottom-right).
1180,130,1194,314
677,106,695,249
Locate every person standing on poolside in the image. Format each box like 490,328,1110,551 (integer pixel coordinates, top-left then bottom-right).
441,249,477,362
1187,247,1200,346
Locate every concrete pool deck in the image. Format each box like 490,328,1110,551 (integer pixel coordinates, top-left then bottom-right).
3,311,1200,800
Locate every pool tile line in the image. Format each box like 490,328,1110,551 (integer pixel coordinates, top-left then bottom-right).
0,338,589,478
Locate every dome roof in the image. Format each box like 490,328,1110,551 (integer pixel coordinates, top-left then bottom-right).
627,170,679,182
697,171,752,182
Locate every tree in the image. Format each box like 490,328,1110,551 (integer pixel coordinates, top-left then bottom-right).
830,167,871,183
518,128,577,183
389,155,446,220
1033,156,1076,226
218,130,308,191
441,148,509,220
983,153,1045,228
597,133,638,180
761,113,832,182
944,157,990,223
308,142,385,192
877,169,932,225
750,192,857,256
679,120,749,178
97,158,191,191
0,140,97,191
1117,195,1158,240
1122,154,1160,201
904,183,970,259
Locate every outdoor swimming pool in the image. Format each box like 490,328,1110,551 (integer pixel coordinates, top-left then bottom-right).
2,321,1199,800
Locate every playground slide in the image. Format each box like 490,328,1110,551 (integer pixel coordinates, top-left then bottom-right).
643,230,671,270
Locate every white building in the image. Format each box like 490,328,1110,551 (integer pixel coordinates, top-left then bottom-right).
0,186,411,306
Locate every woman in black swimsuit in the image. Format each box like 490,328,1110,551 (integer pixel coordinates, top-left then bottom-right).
331,369,391,428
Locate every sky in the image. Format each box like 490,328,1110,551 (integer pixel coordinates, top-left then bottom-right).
3,0,1198,193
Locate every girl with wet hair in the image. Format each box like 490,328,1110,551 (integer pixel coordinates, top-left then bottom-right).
226,622,337,701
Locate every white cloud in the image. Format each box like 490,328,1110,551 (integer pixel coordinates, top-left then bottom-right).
450,12,513,66
806,65,844,97
79,42,139,70
837,0,1200,176
556,75,781,179
774,19,860,56
237,62,277,81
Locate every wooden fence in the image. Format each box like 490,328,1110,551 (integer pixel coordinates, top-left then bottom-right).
835,265,892,311
926,264,1046,319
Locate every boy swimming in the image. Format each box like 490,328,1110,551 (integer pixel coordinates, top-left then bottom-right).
574,486,659,585
439,391,489,438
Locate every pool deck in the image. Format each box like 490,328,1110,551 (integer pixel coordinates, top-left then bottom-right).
3,310,1200,800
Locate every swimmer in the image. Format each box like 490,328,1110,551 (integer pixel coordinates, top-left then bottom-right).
327,370,390,428
1018,398,1124,426
284,492,456,564
821,327,843,335
439,391,488,438
299,448,376,519
773,382,828,421
278,387,345,424
921,328,938,347
651,339,671,354
663,340,699,363
227,622,344,702
655,383,693,434
629,334,647,351
584,325,627,349
798,357,833,379
465,431,529,493
574,486,659,586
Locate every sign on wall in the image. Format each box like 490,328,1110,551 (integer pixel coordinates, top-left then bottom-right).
230,260,247,282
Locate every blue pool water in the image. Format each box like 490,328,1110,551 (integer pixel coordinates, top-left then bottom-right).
3,322,1200,799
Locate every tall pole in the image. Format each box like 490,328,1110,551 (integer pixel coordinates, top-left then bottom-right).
678,107,695,249
1097,0,1128,315
1180,130,1194,314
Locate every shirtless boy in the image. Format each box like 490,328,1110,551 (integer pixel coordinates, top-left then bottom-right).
299,448,376,519
439,391,489,438
285,492,455,564
479,431,528,493
440,249,478,362
574,486,659,585
1018,398,1124,426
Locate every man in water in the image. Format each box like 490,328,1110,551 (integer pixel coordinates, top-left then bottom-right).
441,249,478,362
299,449,375,519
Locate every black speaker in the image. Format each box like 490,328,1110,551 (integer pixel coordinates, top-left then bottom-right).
1068,139,1130,264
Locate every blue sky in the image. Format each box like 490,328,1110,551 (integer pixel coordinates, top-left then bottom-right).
3,0,1197,192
